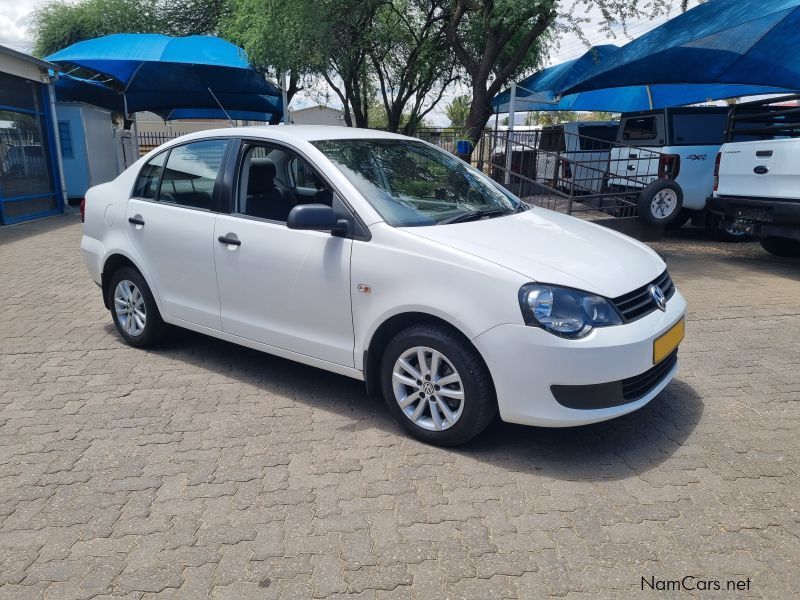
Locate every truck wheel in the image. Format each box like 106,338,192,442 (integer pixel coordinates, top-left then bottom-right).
759,236,800,257
637,180,683,226
705,214,751,243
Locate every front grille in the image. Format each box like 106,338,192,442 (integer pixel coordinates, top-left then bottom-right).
611,270,675,323
622,350,678,402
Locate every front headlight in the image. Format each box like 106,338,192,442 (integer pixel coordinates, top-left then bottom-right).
519,284,622,338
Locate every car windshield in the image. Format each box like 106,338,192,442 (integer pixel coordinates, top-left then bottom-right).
312,138,519,227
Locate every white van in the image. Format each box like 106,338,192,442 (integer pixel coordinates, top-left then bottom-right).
608,107,731,230
537,121,619,193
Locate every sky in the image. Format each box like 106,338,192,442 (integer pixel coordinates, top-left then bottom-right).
0,0,703,124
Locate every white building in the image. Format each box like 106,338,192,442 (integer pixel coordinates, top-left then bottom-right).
290,105,346,126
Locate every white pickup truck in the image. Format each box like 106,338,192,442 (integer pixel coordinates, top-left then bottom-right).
708,95,800,257
608,107,738,234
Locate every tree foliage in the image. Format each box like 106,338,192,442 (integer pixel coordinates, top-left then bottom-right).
30,0,228,58
445,94,471,127
369,0,457,134
30,0,159,58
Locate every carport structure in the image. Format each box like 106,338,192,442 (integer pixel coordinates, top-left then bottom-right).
46,34,284,124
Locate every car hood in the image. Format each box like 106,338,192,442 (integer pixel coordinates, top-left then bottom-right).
405,209,665,298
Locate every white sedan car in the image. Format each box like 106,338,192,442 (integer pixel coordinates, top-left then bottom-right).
81,126,686,445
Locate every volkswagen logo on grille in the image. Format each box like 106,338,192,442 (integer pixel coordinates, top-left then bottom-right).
649,284,667,312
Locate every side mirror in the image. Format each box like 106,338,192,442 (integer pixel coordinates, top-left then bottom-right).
287,204,349,236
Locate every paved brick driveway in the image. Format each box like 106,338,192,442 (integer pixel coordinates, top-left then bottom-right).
0,215,798,599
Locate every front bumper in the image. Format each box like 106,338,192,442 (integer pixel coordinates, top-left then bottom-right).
473,290,687,427
708,195,800,240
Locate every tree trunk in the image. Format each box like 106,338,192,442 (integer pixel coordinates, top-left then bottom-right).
456,87,493,162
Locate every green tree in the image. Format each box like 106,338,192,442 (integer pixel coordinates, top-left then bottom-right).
226,0,381,127
370,0,458,134
445,94,470,128
30,0,230,58
30,0,160,58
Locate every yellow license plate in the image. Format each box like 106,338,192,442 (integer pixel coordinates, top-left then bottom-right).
653,318,685,365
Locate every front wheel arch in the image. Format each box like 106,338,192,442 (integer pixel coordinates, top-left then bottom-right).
363,312,494,402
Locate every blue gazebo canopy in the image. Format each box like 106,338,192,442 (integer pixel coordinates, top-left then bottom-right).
47,34,283,123
564,0,800,95
492,42,794,114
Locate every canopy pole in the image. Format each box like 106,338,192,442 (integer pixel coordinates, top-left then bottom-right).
646,85,654,110
504,81,516,185
131,113,140,160
282,71,290,125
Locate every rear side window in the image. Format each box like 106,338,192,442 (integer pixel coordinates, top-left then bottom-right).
671,113,727,145
578,125,617,150
157,139,229,210
539,127,565,152
133,151,167,199
622,117,657,141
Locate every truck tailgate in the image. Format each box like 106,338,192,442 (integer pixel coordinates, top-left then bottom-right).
718,138,800,199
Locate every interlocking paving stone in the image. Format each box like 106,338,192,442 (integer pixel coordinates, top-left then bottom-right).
0,216,798,598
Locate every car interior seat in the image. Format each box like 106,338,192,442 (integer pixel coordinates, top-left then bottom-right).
245,158,296,221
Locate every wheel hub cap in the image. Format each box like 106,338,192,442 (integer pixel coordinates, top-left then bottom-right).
113,280,146,337
651,190,677,219
391,346,465,432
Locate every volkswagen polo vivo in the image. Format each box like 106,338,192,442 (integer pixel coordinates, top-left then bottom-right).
81,126,686,445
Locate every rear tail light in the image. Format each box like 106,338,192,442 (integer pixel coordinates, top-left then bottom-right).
713,152,722,192
79,198,86,223
561,160,573,179
658,154,681,180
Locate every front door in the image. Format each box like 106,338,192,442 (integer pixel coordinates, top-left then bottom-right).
213,142,354,367
125,138,230,330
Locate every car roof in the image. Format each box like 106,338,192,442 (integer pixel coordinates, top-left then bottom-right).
167,125,418,145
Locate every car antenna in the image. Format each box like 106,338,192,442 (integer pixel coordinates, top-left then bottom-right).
208,87,235,128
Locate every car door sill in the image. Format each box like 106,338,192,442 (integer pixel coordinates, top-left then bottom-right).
165,316,364,381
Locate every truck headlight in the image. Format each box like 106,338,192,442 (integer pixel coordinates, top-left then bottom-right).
519,284,622,338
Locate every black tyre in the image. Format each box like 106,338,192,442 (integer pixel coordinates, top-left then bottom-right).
108,266,166,347
637,180,683,226
380,324,496,446
705,213,751,243
759,236,800,257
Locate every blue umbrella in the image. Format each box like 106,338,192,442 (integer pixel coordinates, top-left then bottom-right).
47,34,283,123
564,0,800,95
492,44,793,113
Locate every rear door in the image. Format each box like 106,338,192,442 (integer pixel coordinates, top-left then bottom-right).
125,138,230,330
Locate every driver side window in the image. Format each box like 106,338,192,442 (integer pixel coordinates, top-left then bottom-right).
237,145,333,222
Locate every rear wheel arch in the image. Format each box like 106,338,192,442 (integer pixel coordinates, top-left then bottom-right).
101,253,149,309
363,312,494,400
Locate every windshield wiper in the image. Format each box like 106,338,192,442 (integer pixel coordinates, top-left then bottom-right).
439,208,509,225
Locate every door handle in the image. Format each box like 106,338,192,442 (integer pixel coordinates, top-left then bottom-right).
218,234,241,247
128,215,145,227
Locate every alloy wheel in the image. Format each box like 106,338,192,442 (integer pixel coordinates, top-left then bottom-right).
114,280,146,337
391,346,465,431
